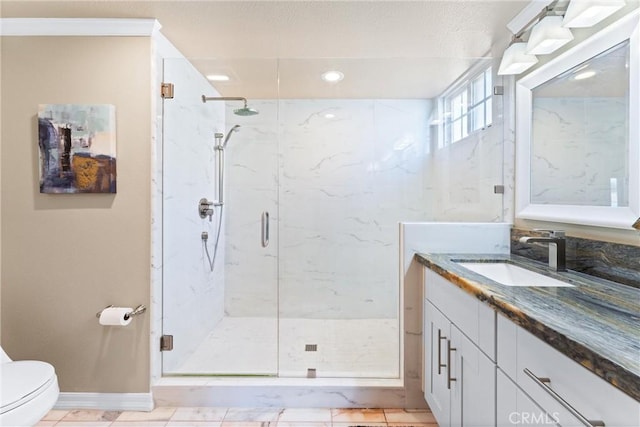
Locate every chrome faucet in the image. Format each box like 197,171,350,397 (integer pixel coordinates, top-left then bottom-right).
519,230,567,272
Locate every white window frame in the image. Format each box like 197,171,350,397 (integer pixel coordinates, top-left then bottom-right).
441,65,493,146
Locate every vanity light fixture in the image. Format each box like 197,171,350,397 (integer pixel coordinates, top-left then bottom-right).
321,70,344,83
563,0,626,28
498,41,539,75
527,15,574,54
498,1,568,75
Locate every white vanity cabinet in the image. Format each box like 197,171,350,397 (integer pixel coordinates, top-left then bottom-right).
497,313,640,427
423,265,640,427
423,269,496,426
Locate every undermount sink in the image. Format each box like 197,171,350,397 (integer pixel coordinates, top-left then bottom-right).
456,262,575,287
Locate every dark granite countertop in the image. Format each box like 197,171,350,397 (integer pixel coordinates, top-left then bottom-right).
416,252,640,402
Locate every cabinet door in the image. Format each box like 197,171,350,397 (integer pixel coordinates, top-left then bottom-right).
497,369,518,427
450,325,496,427
424,301,451,427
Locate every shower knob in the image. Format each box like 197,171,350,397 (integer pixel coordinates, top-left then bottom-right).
199,198,214,221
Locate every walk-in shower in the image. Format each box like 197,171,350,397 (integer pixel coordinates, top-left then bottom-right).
160,52,502,389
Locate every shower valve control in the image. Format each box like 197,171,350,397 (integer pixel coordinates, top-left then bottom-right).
199,198,215,221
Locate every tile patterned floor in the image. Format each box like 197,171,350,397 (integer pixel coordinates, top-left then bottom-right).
37,408,437,427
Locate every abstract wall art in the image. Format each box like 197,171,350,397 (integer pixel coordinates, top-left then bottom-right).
38,104,117,193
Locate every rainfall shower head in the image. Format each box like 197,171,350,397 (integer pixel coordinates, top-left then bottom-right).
234,106,259,116
201,95,260,116
222,125,241,149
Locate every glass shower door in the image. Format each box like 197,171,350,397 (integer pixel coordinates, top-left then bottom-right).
274,78,435,377
161,58,279,376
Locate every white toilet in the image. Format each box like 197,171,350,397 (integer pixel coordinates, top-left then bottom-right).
0,345,59,427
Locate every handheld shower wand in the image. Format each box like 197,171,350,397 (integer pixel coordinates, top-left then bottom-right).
223,125,241,149
202,125,242,272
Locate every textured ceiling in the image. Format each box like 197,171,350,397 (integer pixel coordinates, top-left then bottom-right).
1,0,529,98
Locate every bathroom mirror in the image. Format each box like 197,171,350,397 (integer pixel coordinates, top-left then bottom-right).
515,11,639,229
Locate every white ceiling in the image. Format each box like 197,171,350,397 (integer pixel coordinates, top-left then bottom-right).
1,0,529,98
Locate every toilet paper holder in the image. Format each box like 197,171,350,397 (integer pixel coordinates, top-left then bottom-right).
96,304,147,320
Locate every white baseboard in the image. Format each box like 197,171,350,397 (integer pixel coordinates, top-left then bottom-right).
55,392,154,412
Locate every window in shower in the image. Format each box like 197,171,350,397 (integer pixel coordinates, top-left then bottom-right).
443,65,493,145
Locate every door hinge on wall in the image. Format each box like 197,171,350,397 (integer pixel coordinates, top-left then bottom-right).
161,82,174,99
160,334,174,351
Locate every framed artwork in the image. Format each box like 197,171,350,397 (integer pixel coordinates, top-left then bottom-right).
38,104,116,193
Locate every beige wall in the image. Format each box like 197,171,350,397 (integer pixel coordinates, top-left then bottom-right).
0,36,151,392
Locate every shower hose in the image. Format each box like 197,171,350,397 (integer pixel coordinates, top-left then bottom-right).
203,204,223,272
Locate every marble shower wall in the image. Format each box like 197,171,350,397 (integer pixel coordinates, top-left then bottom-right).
162,58,226,372
222,101,279,319
224,99,433,319
531,97,628,207
428,77,505,222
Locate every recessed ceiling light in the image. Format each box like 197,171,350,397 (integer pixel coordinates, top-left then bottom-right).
321,70,344,83
324,113,336,119
207,74,230,81
574,70,597,80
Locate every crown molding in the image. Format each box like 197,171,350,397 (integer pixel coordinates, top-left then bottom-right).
0,18,161,36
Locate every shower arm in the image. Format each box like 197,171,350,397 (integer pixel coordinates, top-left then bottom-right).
201,95,248,108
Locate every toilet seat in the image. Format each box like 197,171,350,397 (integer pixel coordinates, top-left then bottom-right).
1,360,59,426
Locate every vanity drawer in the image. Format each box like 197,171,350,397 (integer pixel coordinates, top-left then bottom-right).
424,268,495,360
516,326,639,426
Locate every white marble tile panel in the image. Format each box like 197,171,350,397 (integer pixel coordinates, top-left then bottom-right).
223,99,431,322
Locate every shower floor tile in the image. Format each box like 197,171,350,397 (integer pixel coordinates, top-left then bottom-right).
175,317,278,375
173,317,399,378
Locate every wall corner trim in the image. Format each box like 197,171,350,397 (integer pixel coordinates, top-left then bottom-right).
0,18,161,36
55,392,154,412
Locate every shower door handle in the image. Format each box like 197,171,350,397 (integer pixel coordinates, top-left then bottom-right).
261,211,270,248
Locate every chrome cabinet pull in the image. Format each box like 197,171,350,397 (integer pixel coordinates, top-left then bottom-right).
261,211,269,248
447,340,457,389
523,368,605,427
437,329,447,375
